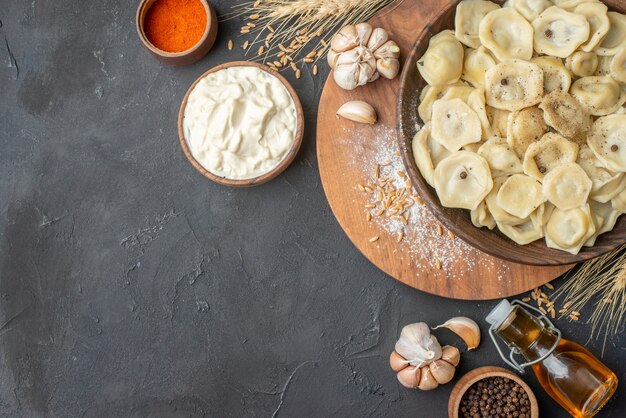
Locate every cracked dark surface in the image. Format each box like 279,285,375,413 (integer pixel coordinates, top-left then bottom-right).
0,1,624,417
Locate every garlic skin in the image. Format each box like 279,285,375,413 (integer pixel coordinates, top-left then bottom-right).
395,322,442,367
336,101,377,124
328,24,401,90
433,317,481,350
333,46,377,90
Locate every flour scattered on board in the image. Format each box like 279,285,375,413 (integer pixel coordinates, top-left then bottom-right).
345,124,510,282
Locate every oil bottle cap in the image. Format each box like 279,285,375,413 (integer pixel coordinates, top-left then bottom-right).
486,299,514,328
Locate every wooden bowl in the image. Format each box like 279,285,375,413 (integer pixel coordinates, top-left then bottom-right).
178,61,304,187
136,0,218,66
448,366,539,418
397,0,626,266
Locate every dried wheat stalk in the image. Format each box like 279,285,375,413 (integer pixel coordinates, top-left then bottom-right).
552,245,626,354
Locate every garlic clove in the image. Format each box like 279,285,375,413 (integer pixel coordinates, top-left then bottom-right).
417,366,439,390
330,25,359,53
395,322,443,367
327,49,340,69
367,28,389,50
429,359,456,385
355,22,373,45
389,350,409,372
397,366,421,389
441,345,461,367
374,40,401,60
336,101,377,124
377,58,400,79
333,63,361,90
434,317,481,350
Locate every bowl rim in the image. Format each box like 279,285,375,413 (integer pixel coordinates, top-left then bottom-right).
136,0,214,58
177,61,305,187
396,0,626,266
448,366,539,418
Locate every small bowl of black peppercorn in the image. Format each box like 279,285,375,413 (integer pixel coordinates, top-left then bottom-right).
448,367,539,418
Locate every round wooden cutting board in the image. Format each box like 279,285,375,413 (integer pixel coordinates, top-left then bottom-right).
316,0,573,300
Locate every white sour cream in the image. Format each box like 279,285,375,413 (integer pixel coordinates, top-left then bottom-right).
183,66,297,180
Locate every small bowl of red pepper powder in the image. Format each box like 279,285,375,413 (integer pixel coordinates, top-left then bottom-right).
136,0,218,66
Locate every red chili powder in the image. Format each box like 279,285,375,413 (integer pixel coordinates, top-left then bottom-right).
144,0,207,53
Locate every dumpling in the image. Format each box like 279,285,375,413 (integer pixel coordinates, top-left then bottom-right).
542,163,593,210
574,2,610,52
467,87,494,140
412,122,451,187
434,151,493,210
523,133,579,181
596,12,626,57
440,85,476,103
431,98,482,151
594,55,613,76
487,106,511,138
545,204,596,255
570,76,626,116
587,115,626,172
551,0,595,10
531,202,555,228
577,145,626,203
455,0,501,48
565,51,599,77
612,186,626,212
610,47,626,83
510,0,552,21
497,219,544,245
585,200,622,246
532,6,590,58
471,200,497,230
538,90,592,140
507,106,547,158
462,46,497,87
417,30,464,86
484,60,544,111
418,82,465,122
479,8,534,61
478,139,523,177
530,56,571,94
485,176,527,226
497,174,546,219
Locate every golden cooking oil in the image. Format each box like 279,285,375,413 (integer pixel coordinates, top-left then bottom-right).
489,302,618,417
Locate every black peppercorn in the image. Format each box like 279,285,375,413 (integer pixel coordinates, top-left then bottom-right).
459,377,531,418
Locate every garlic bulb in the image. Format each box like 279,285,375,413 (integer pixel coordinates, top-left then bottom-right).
395,322,442,367
433,317,481,350
336,101,377,124
328,23,401,90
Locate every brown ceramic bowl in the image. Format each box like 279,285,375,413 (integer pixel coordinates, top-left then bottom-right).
178,61,304,187
448,366,539,418
397,0,626,266
136,0,218,66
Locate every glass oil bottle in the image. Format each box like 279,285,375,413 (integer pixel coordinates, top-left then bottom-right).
486,300,618,418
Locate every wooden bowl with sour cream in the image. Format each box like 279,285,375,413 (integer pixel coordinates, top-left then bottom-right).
178,61,304,187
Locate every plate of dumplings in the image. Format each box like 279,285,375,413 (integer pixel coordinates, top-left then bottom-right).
398,0,626,265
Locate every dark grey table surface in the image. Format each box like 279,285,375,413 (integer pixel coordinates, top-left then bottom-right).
0,1,624,417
